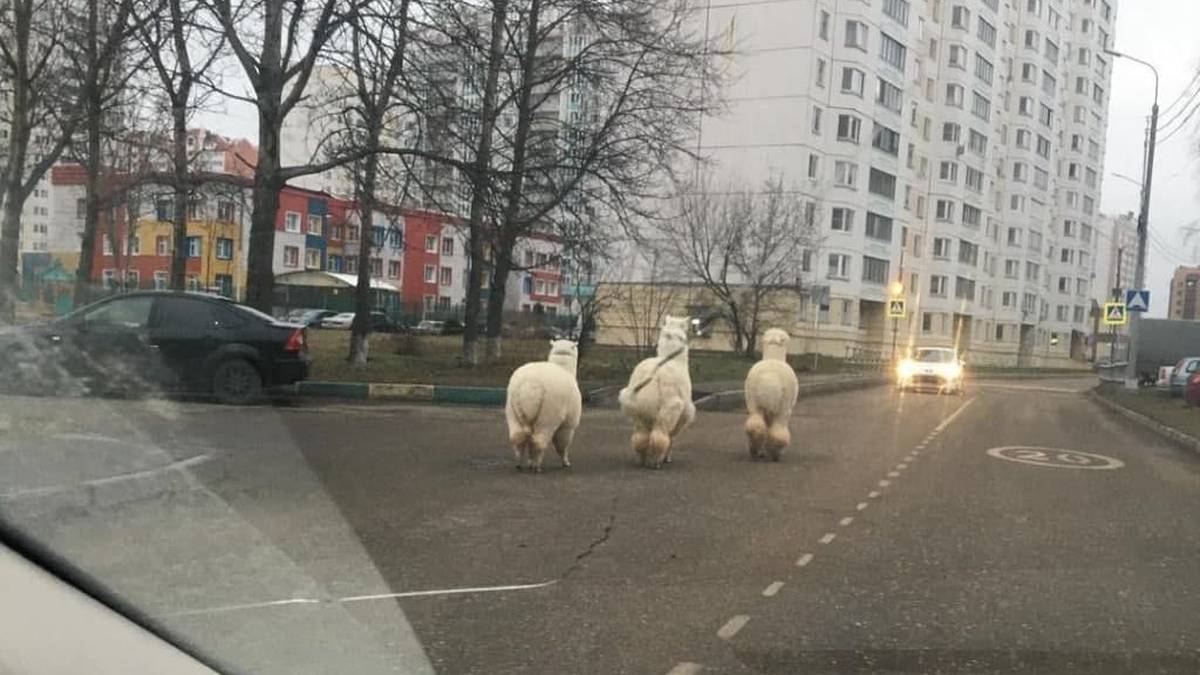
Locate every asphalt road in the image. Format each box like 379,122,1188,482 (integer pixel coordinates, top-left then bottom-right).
3,376,1200,674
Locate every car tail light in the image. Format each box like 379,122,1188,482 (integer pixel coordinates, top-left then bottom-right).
284,328,307,353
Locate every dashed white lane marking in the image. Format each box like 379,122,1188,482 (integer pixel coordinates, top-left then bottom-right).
915,444,926,449
819,532,837,544
868,491,881,498
762,581,784,597
839,516,854,527
717,615,750,639
934,397,976,432
796,553,814,567
856,501,869,511
879,479,891,487
897,463,908,470
666,663,703,675
887,471,900,478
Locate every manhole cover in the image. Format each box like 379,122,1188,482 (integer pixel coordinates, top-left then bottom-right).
986,446,1124,470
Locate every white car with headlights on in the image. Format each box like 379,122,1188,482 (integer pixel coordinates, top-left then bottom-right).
896,347,965,394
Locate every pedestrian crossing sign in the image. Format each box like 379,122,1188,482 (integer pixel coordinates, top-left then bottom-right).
1103,302,1127,326
888,299,906,319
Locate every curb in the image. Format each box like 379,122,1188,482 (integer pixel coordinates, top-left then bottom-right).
694,376,888,412
971,371,1091,380
292,381,499,405
1086,388,1200,456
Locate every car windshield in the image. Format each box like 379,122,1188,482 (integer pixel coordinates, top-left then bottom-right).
914,349,955,363
4,4,1200,675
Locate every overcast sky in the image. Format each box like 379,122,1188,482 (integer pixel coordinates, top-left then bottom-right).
196,2,1200,317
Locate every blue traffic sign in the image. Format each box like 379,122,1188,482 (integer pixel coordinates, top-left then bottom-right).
1125,289,1150,313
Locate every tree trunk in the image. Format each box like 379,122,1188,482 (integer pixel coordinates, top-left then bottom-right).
349,154,380,366
73,0,102,306
0,0,34,323
170,102,189,290
461,0,510,366
0,197,24,323
485,0,542,363
245,103,282,313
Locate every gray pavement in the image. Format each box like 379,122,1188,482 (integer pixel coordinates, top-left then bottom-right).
2,375,1200,674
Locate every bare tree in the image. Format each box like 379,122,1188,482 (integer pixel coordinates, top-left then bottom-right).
655,175,821,355
0,0,73,321
132,0,225,290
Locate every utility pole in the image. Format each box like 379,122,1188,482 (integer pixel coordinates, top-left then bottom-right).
1109,246,1122,363
1106,49,1157,389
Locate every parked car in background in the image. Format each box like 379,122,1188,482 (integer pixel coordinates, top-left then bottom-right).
412,320,445,335
287,309,339,327
1168,357,1200,395
1186,372,1200,407
369,312,405,333
0,291,310,404
319,312,356,329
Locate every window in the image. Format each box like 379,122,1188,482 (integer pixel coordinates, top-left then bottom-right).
1005,259,1020,278
440,266,453,285
930,275,948,297
327,255,342,272
1042,70,1057,96
945,83,964,107
423,264,436,283
1093,83,1105,105
948,44,967,69
1015,129,1031,149
958,240,979,265
831,208,854,232
308,214,323,235
971,92,991,120
1044,39,1059,63
936,200,955,221
955,277,976,301
834,161,858,188
968,129,987,155
345,257,357,274
912,234,923,258
185,236,201,258
1034,167,1049,190
815,58,827,88
1058,276,1070,294
862,256,889,285
951,5,970,29
283,245,299,267
1018,96,1034,116
1007,227,1022,246
154,271,168,290
1026,0,1041,15
1039,104,1053,126
304,248,321,269
1021,63,1038,83
1012,161,1027,182
841,67,865,96
871,123,900,155
285,212,301,232
865,212,893,242
155,235,170,256
922,312,934,333
933,237,952,258
868,169,897,199
811,106,823,134
215,237,234,260
883,0,909,25
1083,196,1095,215
939,161,959,182
880,33,906,70
961,204,981,227
977,17,996,48
965,166,984,192
845,20,868,50
837,114,862,143
876,78,903,112
1036,135,1051,158
1081,224,1093,243
1026,262,1040,281
1024,29,1038,50
1075,76,1087,94
347,225,359,242
370,257,383,277
827,253,850,279
974,54,994,83
819,10,830,40
942,122,961,142
808,154,820,179
1067,163,1080,181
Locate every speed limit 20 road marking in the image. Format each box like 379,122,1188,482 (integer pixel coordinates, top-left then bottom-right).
986,446,1125,470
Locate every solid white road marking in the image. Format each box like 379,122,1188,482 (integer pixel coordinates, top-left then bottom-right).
868,491,881,498
819,532,837,544
762,581,784,597
856,502,869,511
879,479,891,487
974,382,1086,394
666,663,704,675
934,398,976,433
796,553,814,567
839,517,854,527
718,615,750,639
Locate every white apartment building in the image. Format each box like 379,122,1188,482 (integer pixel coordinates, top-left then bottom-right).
1091,210,1136,305
692,0,1115,366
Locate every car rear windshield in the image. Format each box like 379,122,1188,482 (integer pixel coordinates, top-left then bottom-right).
914,349,955,363
230,303,281,325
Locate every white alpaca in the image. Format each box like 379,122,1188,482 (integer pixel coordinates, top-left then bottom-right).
744,328,799,461
618,315,695,468
505,340,582,473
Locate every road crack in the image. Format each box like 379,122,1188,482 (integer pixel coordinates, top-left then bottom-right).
563,496,618,579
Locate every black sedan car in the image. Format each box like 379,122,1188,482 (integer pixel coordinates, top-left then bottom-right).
0,291,311,404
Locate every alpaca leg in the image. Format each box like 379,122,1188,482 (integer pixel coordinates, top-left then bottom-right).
553,424,577,468
647,428,671,469
656,398,686,466
529,432,551,474
745,411,767,460
631,426,651,467
766,420,790,462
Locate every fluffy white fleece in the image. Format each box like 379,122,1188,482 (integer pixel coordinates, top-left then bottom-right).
505,339,582,473
744,328,799,461
618,315,695,468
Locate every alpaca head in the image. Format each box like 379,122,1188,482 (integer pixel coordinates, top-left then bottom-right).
760,328,790,361
547,339,579,377
656,314,691,359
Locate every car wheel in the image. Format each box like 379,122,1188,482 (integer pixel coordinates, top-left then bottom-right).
211,358,263,405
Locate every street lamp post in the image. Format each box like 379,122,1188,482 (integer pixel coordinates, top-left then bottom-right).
1105,48,1158,389
889,279,903,360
